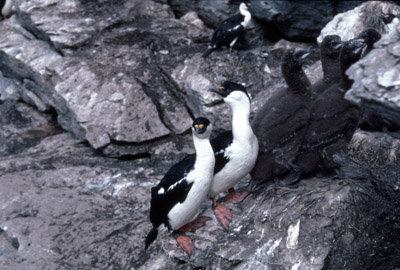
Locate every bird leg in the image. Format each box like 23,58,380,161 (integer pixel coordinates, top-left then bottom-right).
176,235,194,256
178,216,212,233
213,201,232,231
224,187,249,203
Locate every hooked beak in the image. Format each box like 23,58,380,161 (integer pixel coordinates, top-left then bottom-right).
209,88,226,97
301,48,319,59
351,39,367,54
333,42,344,50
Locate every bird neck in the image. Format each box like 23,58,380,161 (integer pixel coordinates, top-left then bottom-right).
321,55,340,83
282,67,312,96
240,5,251,28
192,135,214,163
339,57,356,91
230,99,254,141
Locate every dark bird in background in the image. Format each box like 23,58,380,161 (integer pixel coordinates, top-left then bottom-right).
381,13,398,25
250,48,317,185
312,35,343,100
145,117,215,256
202,0,252,58
208,81,258,231
295,38,367,176
357,28,382,57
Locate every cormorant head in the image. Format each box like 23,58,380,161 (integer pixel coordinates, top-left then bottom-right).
209,81,250,104
239,0,251,11
192,117,212,139
382,13,397,24
356,28,381,46
283,48,318,70
320,35,343,59
340,39,367,65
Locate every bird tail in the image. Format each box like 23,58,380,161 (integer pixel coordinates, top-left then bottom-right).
201,47,214,58
144,227,158,250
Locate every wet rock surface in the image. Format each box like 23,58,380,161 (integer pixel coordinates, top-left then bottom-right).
0,1,400,269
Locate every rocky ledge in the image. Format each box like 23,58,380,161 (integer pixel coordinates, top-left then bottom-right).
1,1,400,270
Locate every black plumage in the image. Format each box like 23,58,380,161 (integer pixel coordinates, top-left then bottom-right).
210,130,233,175
295,39,367,175
202,1,252,58
357,28,382,57
250,48,316,183
312,35,343,99
145,117,214,251
148,156,195,233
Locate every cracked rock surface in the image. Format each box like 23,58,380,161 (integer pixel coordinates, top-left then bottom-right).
1,1,400,270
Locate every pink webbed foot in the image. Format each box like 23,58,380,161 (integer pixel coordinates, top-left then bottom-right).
178,216,212,233
176,235,194,256
224,188,249,203
213,202,232,231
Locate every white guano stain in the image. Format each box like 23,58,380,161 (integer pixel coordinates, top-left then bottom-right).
286,219,301,249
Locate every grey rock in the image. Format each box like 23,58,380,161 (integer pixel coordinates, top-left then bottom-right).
0,0,203,153
0,134,399,269
0,50,87,141
318,1,400,43
170,0,362,41
346,22,400,129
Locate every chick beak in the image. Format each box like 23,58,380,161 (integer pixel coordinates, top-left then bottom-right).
301,48,318,59
333,42,344,50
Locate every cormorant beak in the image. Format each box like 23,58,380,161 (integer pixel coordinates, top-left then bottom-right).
209,87,227,97
351,39,367,54
300,48,318,59
333,42,344,50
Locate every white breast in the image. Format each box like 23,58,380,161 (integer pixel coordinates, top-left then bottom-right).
1,0,13,17
209,135,258,198
167,141,215,230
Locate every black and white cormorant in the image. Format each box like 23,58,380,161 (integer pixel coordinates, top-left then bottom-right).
208,81,258,231
295,39,367,174
382,13,399,27
202,0,252,58
0,0,13,19
312,35,343,100
250,48,316,184
145,117,215,255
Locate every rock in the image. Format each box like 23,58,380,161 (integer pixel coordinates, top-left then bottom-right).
0,99,61,156
0,134,399,269
318,1,400,43
0,0,208,154
0,51,86,141
346,21,400,129
170,0,362,42
1,1,400,269
251,0,362,41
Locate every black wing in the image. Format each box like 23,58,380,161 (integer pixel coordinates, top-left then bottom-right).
211,130,233,175
212,14,245,47
149,156,195,229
